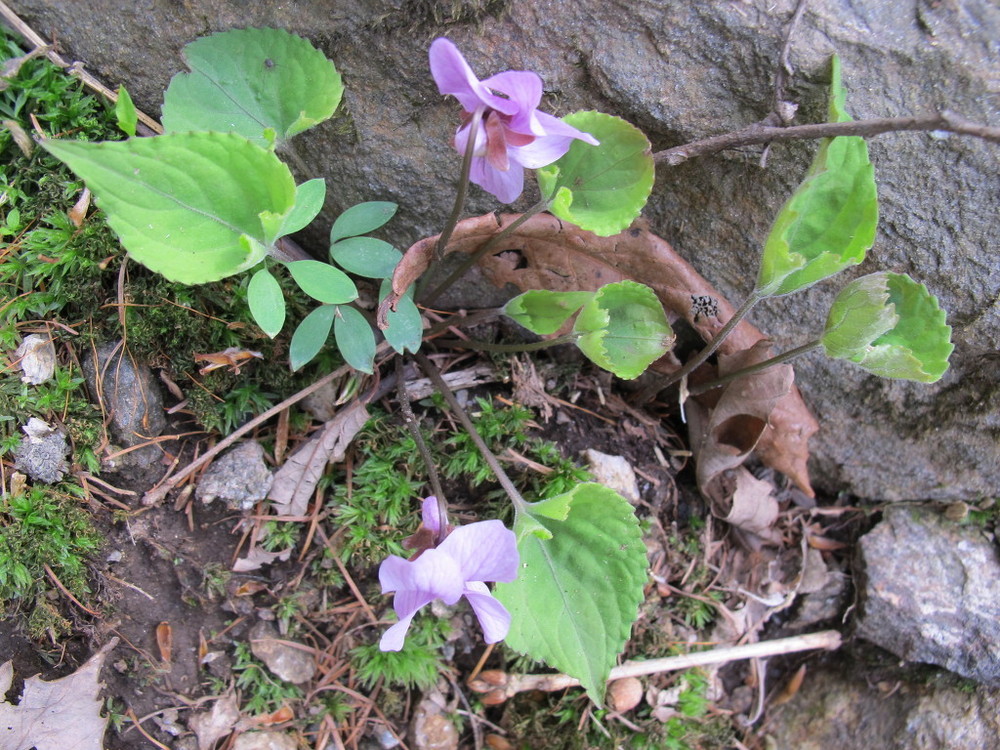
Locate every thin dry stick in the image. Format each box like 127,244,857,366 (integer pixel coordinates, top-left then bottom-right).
471,629,842,701
655,112,1000,166
43,563,100,616
0,1,163,133
141,344,389,505
413,351,528,512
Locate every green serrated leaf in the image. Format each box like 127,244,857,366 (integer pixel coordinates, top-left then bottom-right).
290,304,335,371
161,27,343,147
247,267,286,338
823,272,953,382
279,178,326,237
755,56,878,297
379,280,423,354
496,483,646,705
504,290,594,335
114,85,137,137
287,260,358,304
330,201,398,243
41,132,295,284
330,236,402,278
334,305,376,373
536,111,653,237
572,281,674,380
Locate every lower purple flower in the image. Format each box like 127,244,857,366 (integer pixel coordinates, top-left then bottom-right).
378,497,519,651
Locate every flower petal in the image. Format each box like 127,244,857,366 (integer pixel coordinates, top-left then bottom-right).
534,111,600,146
438,519,519,583
420,496,443,536
429,38,518,115
463,582,512,643
482,70,544,134
469,156,524,204
379,548,465,603
379,608,419,651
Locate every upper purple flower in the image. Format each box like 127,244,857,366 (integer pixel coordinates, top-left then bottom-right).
378,496,519,651
429,38,599,204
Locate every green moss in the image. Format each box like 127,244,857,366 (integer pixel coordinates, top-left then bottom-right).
0,484,101,637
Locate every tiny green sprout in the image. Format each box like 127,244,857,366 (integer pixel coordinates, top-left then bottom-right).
821,272,953,382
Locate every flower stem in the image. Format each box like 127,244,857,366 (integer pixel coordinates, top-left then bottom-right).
687,339,823,395
635,290,765,403
434,107,483,261
421,197,553,308
395,358,447,531
436,333,578,353
413,351,529,514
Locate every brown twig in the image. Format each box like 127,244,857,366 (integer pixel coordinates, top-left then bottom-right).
654,112,1000,166
469,629,842,703
43,563,100,616
141,345,388,505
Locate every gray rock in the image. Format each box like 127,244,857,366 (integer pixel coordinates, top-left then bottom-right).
14,0,999,500
857,507,1000,686
767,667,1000,750
195,441,272,511
14,418,69,483
82,341,166,453
248,621,316,684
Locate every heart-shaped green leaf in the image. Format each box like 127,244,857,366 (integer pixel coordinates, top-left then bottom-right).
755,56,878,297
247,267,286,338
279,178,326,237
573,281,674,380
536,111,653,237
287,260,358,304
290,304,335,371
42,132,296,284
329,201,398,243
495,483,647,705
822,272,953,382
330,236,402,279
504,290,594,335
334,305,376,374
162,27,343,148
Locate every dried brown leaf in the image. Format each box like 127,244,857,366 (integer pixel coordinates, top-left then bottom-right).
68,187,91,228
268,400,369,516
156,621,172,664
0,638,118,750
189,693,240,750
688,342,792,533
233,546,292,572
393,213,817,492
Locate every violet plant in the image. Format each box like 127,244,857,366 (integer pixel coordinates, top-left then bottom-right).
38,28,955,705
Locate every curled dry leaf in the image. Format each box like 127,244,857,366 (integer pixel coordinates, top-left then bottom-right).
68,188,91,228
189,693,240,750
389,213,817,493
156,621,173,664
687,341,791,535
15,334,57,385
268,400,369,517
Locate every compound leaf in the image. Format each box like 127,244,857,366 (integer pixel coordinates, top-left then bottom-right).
247,267,286,338
290,305,335,371
334,305,376,373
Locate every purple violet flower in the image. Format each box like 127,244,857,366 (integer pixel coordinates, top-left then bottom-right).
378,496,519,651
429,37,599,204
